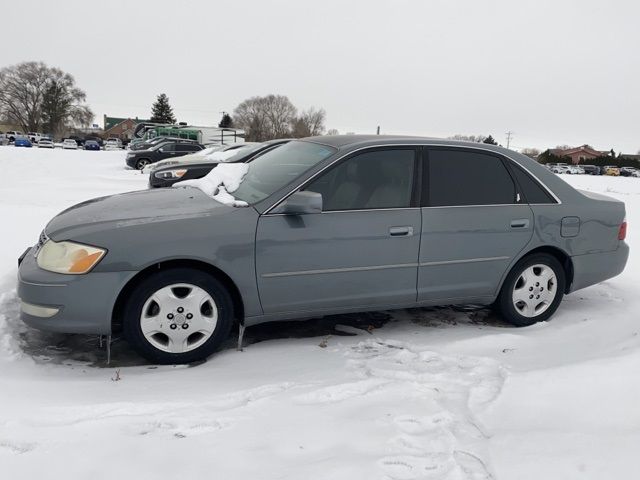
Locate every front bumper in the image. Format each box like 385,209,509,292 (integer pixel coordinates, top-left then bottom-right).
569,242,629,292
17,246,133,334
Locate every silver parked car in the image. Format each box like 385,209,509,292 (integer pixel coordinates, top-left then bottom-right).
17,136,629,364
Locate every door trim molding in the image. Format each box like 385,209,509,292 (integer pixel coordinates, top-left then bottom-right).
261,262,419,278
419,256,510,267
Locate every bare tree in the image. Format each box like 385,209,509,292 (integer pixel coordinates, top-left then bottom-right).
291,107,326,138
0,61,93,136
520,147,541,159
326,128,339,136
448,134,487,143
233,95,295,141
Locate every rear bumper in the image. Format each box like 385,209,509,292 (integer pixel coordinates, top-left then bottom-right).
17,247,133,335
569,242,629,292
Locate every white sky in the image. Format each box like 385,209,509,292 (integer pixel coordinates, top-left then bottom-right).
2,0,638,153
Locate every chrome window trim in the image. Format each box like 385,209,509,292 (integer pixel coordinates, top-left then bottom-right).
262,143,561,215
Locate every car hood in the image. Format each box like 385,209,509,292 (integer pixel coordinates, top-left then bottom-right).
45,186,236,240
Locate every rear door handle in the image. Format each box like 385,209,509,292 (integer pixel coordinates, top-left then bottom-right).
389,226,414,237
510,219,530,229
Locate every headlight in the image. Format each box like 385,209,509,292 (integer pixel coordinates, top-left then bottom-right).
154,169,187,179
36,240,106,274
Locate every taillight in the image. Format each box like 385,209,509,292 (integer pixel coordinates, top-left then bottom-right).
618,221,627,241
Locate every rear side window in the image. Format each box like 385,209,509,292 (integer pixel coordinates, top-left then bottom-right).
426,149,516,206
509,163,556,204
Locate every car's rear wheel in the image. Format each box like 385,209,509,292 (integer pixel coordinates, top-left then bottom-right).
135,158,151,170
122,268,234,364
497,253,565,327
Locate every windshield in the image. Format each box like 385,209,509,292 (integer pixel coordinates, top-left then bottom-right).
232,141,336,204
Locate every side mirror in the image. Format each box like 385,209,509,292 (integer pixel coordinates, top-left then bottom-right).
279,191,322,215
158,147,165,152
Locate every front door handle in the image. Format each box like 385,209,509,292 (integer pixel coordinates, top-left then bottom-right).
510,219,530,229
389,226,414,237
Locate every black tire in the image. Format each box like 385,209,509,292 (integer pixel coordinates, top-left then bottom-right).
135,158,151,170
122,268,234,364
496,253,566,327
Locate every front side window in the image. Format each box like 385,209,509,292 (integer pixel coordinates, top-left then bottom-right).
233,141,336,204
426,149,516,206
305,149,415,211
159,143,175,152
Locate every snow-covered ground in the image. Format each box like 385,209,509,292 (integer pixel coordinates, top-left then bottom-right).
0,146,638,479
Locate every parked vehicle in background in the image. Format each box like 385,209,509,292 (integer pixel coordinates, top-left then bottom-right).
84,140,101,151
14,136,33,148
126,141,204,170
130,137,200,152
62,139,79,150
620,167,638,177
17,136,629,364
603,165,620,176
134,125,245,148
581,165,601,175
4,131,23,143
37,138,55,149
105,138,123,150
27,132,44,144
149,143,255,172
632,170,640,178
150,139,290,188
567,165,584,174
550,164,571,174
84,137,104,148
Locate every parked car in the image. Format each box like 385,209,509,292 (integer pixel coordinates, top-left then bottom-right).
581,165,601,175
550,165,571,174
567,165,584,174
149,143,257,173
4,131,23,143
27,132,44,144
62,139,79,150
150,140,290,188
84,140,101,151
17,136,629,364
14,136,33,148
37,138,55,149
105,138,123,150
130,136,200,152
126,141,204,170
603,165,620,176
619,167,638,177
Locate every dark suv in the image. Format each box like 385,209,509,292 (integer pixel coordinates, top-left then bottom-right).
126,141,204,170
130,137,199,152
581,165,601,175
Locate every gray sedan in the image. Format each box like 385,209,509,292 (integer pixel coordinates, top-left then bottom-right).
18,136,629,364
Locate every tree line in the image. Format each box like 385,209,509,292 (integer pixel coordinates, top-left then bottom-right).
0,62,93,138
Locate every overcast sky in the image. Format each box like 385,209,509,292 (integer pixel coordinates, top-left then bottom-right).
2,0,638,153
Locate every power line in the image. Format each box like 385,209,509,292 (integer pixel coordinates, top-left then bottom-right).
505,131,514,149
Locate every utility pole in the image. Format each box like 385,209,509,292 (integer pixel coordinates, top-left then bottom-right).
505,131,514,149
376,126,380,135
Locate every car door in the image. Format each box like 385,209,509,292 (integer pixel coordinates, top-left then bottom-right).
418,147,535,302
255,147,422,314
158,143,176,159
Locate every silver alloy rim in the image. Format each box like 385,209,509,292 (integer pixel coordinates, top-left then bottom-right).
137,159,149,169
512,264,557,318
140,283,218,353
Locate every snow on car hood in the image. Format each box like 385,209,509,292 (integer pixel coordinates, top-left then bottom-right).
147,147,247,173
173,163,249,207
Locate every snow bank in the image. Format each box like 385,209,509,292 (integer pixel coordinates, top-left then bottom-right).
174,163,249,207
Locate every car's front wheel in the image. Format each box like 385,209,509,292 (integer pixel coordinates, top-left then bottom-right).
135,158,151,170
122,268,234,364
497,253,566,327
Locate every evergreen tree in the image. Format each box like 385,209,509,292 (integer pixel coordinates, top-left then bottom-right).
218,112,234,128
482,135,498,145
150,93,176,124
